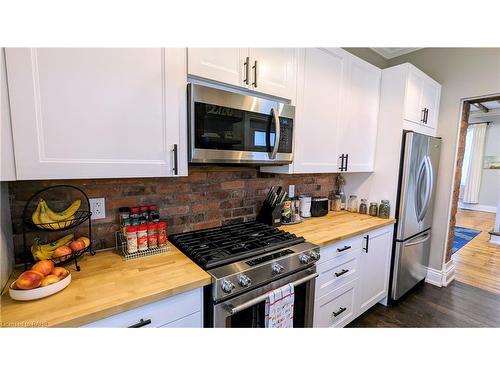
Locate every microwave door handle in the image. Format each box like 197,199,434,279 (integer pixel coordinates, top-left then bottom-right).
224,272,319,315
270,107,280,159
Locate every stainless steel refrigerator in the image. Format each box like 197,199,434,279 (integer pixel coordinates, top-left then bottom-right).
391,131,441,300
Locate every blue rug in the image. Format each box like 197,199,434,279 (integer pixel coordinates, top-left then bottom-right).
452,226,481,254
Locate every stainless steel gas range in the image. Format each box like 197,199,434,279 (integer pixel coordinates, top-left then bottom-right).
169,221,320,328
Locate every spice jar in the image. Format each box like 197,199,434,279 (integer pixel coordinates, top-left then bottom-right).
359,199,368,214
122,218,131,235
157,222,167,247
331,195,341,211
130,207,140,220
378,200,391,219
140,206,149,221
137,224,148,251
369,202,378,217
126,226,138,253
118,207,130,225
347,195,358,212
149,204,160,223
147,222,158,249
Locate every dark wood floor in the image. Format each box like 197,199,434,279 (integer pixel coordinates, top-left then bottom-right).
348,281,500,328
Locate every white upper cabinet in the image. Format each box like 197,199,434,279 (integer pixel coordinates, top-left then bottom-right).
5,48,187,180
262,48,381,174
187,48,297,101
187,48,246,88
356,225,393,315
402,64,441,134
337,54,381,172
1,48,16,181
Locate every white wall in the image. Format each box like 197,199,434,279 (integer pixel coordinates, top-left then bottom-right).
0,182,14,290
387,48,500,268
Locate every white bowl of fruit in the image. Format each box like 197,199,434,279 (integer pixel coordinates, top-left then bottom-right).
9,260,71,301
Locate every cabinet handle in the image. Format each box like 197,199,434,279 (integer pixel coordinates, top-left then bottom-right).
252,60,258,87
128,318,151,328
334,269,349,277
421,108,426,123
424,108,429,124
337,245,351,253
172,144,178,176
363,234,369,253
339,154,345,171
243,56,250,85
344,153,348,171
332,307,347,317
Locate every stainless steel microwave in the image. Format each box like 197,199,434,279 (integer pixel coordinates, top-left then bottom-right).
188,83,295,164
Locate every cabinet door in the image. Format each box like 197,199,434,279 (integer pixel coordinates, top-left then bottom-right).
187,48,247,88
292,48,346,173
248,48,297,100
337,55,381,172
1,48,16,181
421,80,440,131
357,225,393,315
403,68,424,125
6,48,187,180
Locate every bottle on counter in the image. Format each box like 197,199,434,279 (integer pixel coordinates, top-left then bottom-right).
137,224,148,251
126,226,138,253
369,202,378,217
339,188,347,210
347,195,358,212
157,222,167,247
359,199,368,214
378,200,391,219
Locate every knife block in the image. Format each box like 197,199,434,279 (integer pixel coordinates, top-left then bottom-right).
256,201,283,227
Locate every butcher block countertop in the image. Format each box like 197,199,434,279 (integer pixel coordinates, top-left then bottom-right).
1,244,211,328
284,211,396,247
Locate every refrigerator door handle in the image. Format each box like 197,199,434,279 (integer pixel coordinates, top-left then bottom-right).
417,156,433,222
414,158,426,220
403,231,431,247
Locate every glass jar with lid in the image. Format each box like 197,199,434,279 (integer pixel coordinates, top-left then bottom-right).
378,200,391,219
359,199,368,214
347,195,358,212
369,202,378,217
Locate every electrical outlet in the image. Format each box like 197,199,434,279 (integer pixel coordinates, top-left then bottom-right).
288,185,295,198
89,198,106,220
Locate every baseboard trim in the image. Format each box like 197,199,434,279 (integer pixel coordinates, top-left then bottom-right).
425,261,455,287
489,232,500,245
458,202,497,213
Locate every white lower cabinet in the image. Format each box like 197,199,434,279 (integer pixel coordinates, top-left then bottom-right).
313,224,394,327
83,288,203,328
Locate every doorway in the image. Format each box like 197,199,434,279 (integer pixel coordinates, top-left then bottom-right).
448,95,500,295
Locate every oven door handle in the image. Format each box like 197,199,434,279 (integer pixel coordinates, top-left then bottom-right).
224,272,319,316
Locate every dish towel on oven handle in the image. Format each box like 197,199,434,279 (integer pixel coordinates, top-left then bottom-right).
265,283,295,328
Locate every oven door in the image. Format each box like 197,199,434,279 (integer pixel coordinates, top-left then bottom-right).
213,267,317,328
189,83,294,165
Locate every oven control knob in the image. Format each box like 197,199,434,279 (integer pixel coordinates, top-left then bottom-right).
237,274,252,287
271,263,285,275
308,251,320,261
298,254,311,264
221,279,235,294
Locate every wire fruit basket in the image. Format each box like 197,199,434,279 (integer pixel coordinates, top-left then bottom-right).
115,231,169,261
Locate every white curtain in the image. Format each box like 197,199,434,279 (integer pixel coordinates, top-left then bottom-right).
462,122,487,203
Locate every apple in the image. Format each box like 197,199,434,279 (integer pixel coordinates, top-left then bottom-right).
77,236,90,248
53,245,72,259
69,239,86,253
51,267,69,279
40,274,61,287
15,270,44,290
31,259,55,276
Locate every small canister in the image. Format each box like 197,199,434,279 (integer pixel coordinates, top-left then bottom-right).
359,199,368,215
378,200,391,219
147,222,158,249
137,224,148,251
157,222,167,247
126,226,138,253
369,202,378,217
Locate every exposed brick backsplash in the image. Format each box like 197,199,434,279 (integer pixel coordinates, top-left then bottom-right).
8,165,337,263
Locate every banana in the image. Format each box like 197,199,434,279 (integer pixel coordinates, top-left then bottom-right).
43,199,81,222
31,234,75,260
32,200,42,225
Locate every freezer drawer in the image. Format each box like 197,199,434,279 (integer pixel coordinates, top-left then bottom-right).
391,229,431,300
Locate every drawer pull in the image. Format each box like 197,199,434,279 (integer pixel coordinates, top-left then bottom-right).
128,318,151,328
334,269,349,277
337,245,351,253
332,307,347,317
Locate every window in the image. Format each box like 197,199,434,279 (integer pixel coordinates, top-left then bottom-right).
461,127,474,186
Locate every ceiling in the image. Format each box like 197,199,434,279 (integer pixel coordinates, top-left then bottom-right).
370,48,423,59
469,100,500,123
469,100,500,112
